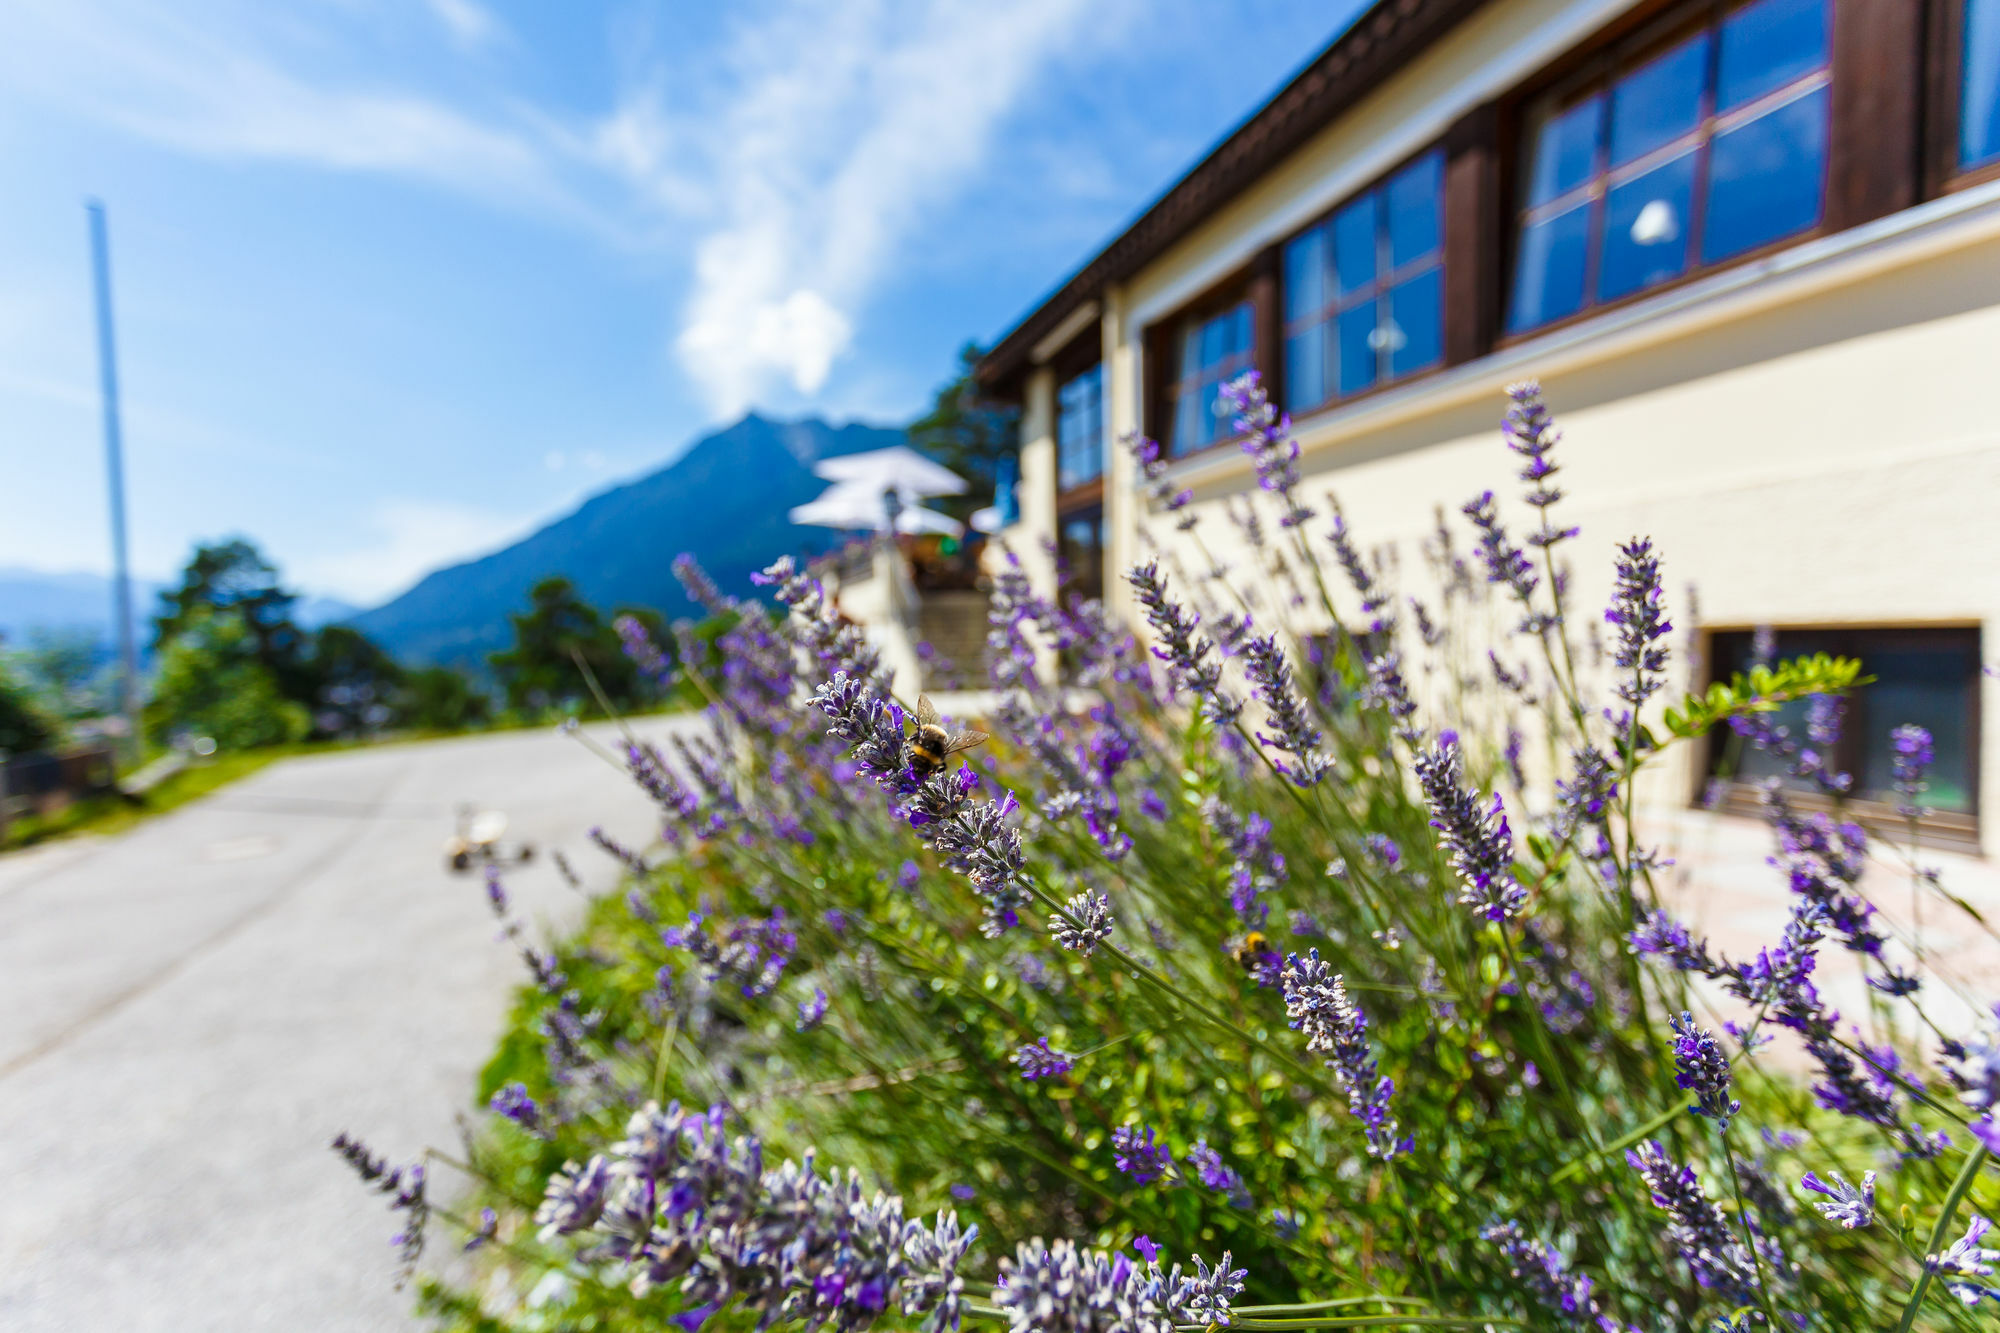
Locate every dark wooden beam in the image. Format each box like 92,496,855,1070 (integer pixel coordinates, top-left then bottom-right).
1827,0,1926,230
1442,100,1503,366
1248,242,1285,411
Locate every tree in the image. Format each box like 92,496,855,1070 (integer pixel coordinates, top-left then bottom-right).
154,539,309,700
305,625,405,739
906,342,1021,515
0,658,60,756
7,628,107,721
144,606,309,750
398,666,492,733
488,577,658,717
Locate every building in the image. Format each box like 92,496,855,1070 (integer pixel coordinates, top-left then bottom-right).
974,0,2000,854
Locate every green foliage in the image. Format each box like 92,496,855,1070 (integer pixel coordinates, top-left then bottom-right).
906,341,1020,513
144,606,310,750
304,623,406,737
488,577,662,718
399,664,493,732
1661,653,1867,739
153,538,311,699
7,627,110,721
0,657,60,755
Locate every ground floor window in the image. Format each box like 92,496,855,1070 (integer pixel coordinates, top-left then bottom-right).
1057,505,1104,605
1702,626,1981,828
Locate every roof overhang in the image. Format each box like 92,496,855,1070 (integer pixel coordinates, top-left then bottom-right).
973,0,1496,396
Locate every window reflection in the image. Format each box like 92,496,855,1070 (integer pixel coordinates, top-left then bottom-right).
1279,150,1445,414
1963,0,2000,168
1508,0,1831,332
1056,363,1103,491
1168,303,1253,456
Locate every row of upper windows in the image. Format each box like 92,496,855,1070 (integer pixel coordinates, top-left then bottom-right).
1078,0,2000,461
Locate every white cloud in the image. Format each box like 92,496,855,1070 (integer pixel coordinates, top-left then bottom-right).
1,0,1114,415
620,0,1102,415
424,0,503,52
292,497,538,605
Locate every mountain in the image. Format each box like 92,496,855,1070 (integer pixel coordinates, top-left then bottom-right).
0,568,168,650
348,413,907,668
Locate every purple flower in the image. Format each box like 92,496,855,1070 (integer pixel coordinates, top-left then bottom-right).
489,1082,542,1132
1482,1219,1629,1330
330,1132,430,1284
1132,1235,1160,1263
614,613,674,685
1013,1038,1074,1081
1220,371,1312,528
1625,1140,1760,1311
1111,1124,1174,1185
797,987,829,1032
898,859,922,891
1414,732,1526,922
1462,491,1548,635
995,1237,1243,1333
1125,431,1198,531
1241,633,1332,786
1051,891,1114,956
1185,1140,1251,1207
1139,787,1168,820
1501,381,1580,550
1892,724,1935,818
1606,538,1671,712
949,1183,976,1200
1281,950,1409,1160
1800,1169,1875,1229
1930,1216,2000,1307
1125,561,1241,725
1670,1012,1739,1129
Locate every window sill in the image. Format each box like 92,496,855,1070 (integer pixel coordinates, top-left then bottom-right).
1696,781,1982,857
1157,174,2000,492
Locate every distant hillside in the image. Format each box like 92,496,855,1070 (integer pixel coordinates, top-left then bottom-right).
349,413,906,668
0,568,167,649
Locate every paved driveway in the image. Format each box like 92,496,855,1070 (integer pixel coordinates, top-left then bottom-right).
0,720,681,1331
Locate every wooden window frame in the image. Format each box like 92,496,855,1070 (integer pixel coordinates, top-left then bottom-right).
1276,145,1451,419
1696,623,1984,850
1495,0,1842,345
1142,260,1271,461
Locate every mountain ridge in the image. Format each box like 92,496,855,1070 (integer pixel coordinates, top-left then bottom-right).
347,412,907,667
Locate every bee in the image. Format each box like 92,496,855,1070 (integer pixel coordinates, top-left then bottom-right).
1228,930,1271,972
908,694,989,778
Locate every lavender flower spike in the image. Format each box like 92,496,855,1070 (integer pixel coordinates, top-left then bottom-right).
1111,1123,1174,1185
1051,891,1114,956
1607,537,1672,711
1463,490,1549,635
1125,430,1198,531
1281,949,1409,1159
1800,1169,1875,1229
994,1237,1244,1333
1891,724,1934,818
1670,1011,1740,1129
1241,632,1333,786
1482,1220,1634,1331
1126,560,1242,725
1502,381,1579,550
1013,1038,1074,1081
1414,731,1527,923
1219,370,1313,529
1625,1139,1761,1312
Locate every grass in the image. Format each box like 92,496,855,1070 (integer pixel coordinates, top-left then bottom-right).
0,747,292,851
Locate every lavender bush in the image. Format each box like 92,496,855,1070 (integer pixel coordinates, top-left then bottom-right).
339,377,1998,1332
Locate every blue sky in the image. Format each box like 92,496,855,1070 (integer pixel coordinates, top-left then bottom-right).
1,0,1363,606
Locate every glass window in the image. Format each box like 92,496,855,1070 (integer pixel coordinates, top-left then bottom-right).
1704,627,1981,818
1165,303,1253,455
1056,363,1103,491
1508,0,1832,334
1057,505,1105,602
1963,0,2000,168
1279,150,1446,415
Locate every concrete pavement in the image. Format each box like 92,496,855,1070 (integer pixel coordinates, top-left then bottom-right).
0,720,681,1331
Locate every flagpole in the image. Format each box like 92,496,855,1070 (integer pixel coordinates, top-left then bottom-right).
87,199,141,763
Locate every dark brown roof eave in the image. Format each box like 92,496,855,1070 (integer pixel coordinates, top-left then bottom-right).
973,0,1494,394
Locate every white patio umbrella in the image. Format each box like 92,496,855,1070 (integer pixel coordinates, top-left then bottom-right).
812,446,968,500
789,480,964,535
